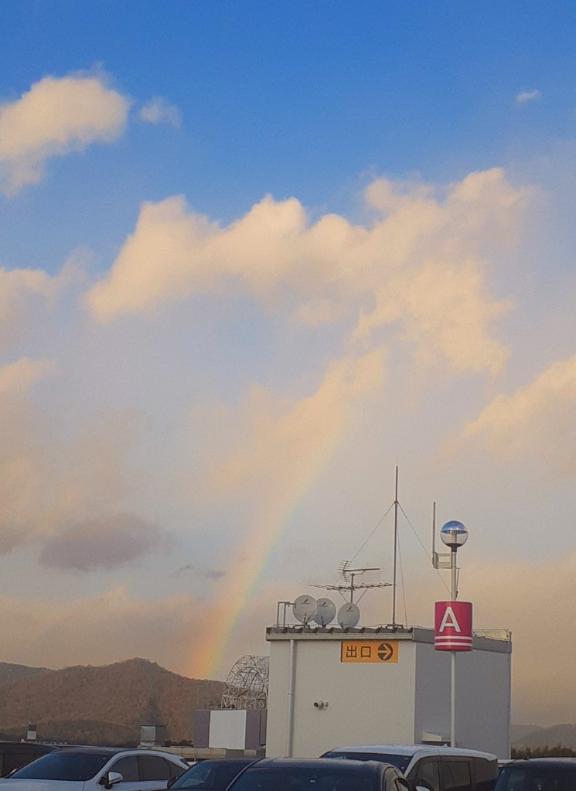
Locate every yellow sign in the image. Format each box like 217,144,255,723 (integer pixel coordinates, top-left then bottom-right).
340,640,399,664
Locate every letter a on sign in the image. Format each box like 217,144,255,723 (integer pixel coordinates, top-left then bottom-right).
439,606,461,632
434,601,473,652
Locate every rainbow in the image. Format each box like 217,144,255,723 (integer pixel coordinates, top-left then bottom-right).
189,434,343,679
188,349,384,678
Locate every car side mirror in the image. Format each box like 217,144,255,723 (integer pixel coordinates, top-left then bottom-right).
103,771,124,789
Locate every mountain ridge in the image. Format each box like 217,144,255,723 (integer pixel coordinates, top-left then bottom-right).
0,657,224,744
512,723,576,750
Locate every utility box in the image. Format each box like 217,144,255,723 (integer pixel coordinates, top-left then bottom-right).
140,724,167,747
194,710,267,751
266,626,511,759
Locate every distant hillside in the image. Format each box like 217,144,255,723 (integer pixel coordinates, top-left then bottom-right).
0,720,138,746
0,662,52,687
0,658,224,744
513,724,576,750
511,724,543,744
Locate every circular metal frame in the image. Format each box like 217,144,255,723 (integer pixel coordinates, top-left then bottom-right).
221,655,269,710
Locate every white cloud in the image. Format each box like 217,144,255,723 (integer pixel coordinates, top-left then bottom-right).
87,168,527,375
0,74,130,194
515,89,541,105
461,354,576,473
139,97,181,128
0,357,55,396
353,258,510,374
0,259,79,352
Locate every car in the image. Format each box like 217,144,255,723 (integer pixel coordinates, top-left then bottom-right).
225,757,410,791
164,758,256,791
0,746,188,791
321,745,498,791
495,758,576,790
0,743,58,777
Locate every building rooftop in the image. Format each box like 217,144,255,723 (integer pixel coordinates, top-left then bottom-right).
266,624,511,653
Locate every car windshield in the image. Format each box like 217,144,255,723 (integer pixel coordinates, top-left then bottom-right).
11,751,111,781
231,767,377,791
496,766,576,791
173,761,250,789
323,751,411,772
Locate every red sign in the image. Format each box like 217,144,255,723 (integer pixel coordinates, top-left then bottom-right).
434,601,473,651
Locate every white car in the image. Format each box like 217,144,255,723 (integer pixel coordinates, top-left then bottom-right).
0,747,188,791
321,745,498,791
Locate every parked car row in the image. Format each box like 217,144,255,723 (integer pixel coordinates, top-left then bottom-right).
0,747,188,791
0,742,574,791
168,757,408,791
173,749,576,791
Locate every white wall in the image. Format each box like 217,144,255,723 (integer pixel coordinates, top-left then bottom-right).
209,710,247,749
267,633,511,760
413,642,510,757
267,637,416,758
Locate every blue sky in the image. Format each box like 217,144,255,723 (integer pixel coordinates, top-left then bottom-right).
3,1,576,271
2,1,576,725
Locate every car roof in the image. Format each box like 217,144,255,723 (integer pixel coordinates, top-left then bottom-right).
328,745,497,761
57,747,184,761
252,758,386,773
58,747,124,755
188,759,255,767
505,759,576,767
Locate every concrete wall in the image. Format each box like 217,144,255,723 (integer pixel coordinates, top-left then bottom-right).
414,642,511,757
266,637,416,758
209,710,247,749
267,631,511,760
194,710,267,751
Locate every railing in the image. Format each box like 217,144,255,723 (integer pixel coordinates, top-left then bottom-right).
473,629,512,641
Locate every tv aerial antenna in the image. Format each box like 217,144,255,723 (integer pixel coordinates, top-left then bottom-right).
312,560,391,604
313,565,390,629
314,563,391,604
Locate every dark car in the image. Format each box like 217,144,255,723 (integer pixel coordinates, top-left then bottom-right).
0,742,57,777
495,758,576,791
225,758,410,791
166,759,256,791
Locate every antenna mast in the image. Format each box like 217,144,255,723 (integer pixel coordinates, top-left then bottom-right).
392,465,399,629
314,565,390,603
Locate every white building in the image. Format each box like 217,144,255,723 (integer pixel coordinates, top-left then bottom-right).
266,625,511,759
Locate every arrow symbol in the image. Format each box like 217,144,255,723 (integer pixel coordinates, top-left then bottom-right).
378,642,393,661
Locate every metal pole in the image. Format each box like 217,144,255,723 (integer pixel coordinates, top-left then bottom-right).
450,545,457,747
451,652,456,747
432,502,437,561
287,639,296,756
392,466,399,628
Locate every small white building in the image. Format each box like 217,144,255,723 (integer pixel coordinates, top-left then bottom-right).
266,625,511,759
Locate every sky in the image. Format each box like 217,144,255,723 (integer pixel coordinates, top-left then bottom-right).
1,0,576,726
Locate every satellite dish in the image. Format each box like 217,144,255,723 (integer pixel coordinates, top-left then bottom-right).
293,594,317,624
338,602,360,628
312,597,336,627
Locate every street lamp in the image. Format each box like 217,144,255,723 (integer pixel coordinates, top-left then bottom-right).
440,520,468,600
439,519,469,748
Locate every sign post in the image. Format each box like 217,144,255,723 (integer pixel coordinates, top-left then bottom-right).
433,520,471,748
